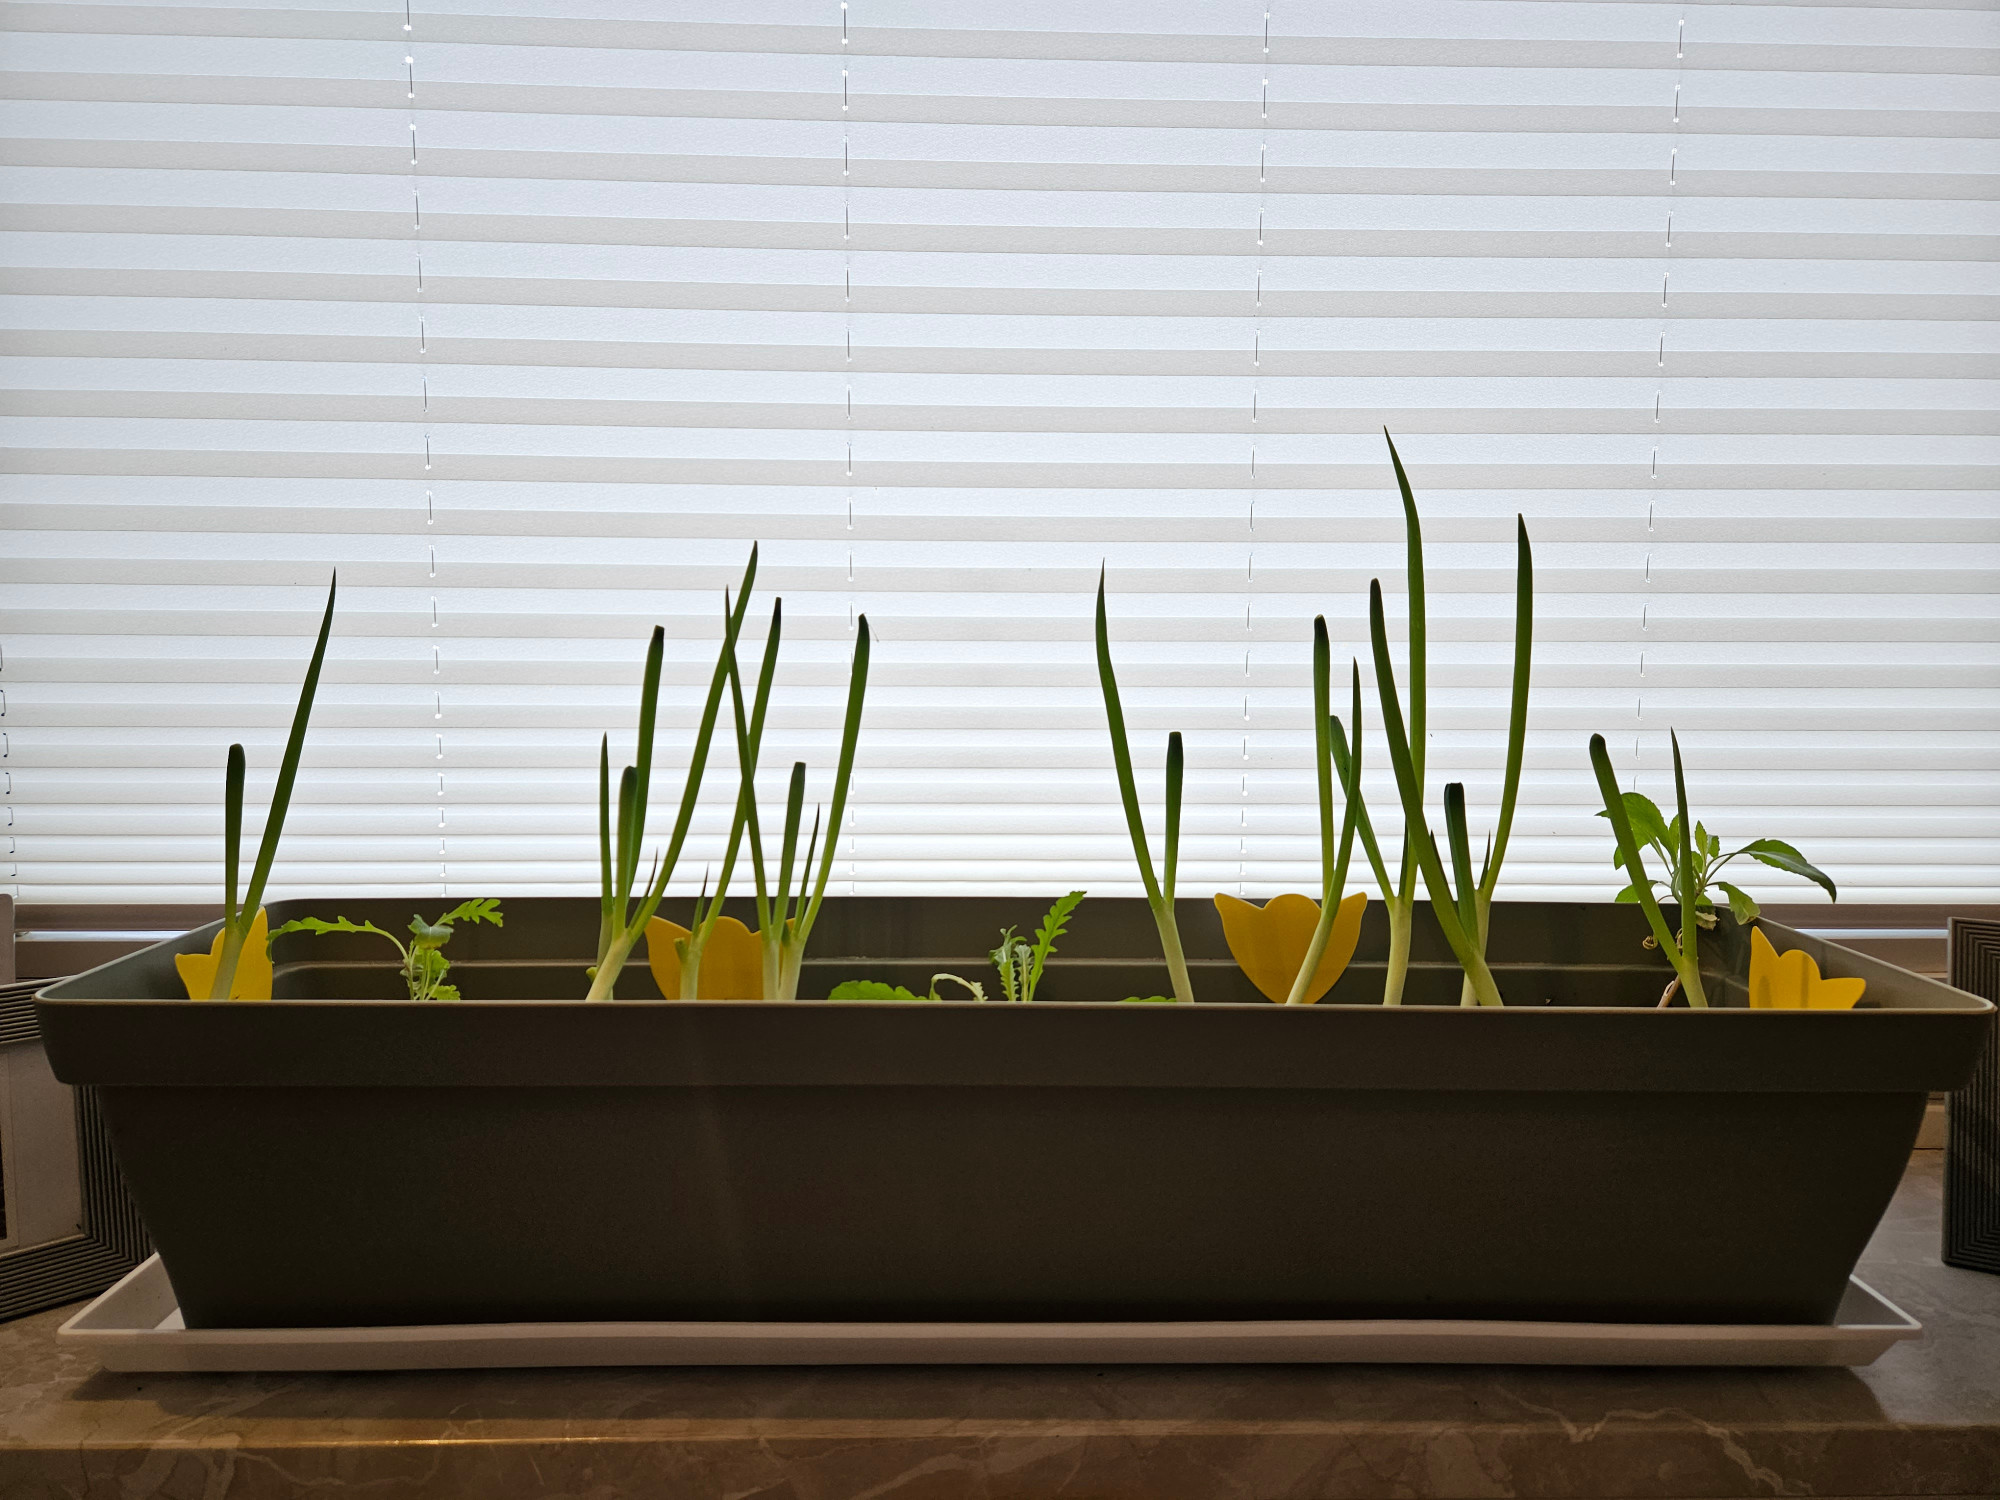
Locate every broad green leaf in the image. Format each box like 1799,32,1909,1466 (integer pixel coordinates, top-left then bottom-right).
1613,881,1647,904
828,979,932,1002
1716,881,1760,924
430,983,461,1003
1741,839,1838,902
408,916,454,948
1596,792,1671,857
1120,995,1177,1003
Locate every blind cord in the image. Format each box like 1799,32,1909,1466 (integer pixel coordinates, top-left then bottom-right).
406,3,447,897
1637,12,1688,794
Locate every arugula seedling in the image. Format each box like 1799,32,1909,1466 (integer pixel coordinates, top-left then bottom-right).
1096,567,1194,1003
991,891,1086,1002
271,899,504,1002
203,573,337,1000
1588,729,1836,1008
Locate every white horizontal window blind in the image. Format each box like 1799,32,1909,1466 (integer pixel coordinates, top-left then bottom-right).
2,0,1996,905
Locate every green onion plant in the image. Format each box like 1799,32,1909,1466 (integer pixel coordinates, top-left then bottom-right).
672,591,787,998
694,594,871,1000
1356,434,1533,1007
206,573,337,1000
1095,567,1194,1004
1368,573,1505,1007
585,548,758,1002
1344,435,1433,1004
1285,623,1366,1004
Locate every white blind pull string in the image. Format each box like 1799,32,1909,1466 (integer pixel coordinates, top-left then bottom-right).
0,640,12,893
1636,13,1687,791
407,10,445,893
1241,8,1272,897
841,0,859,893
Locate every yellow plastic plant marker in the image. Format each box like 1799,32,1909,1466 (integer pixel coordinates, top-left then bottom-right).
1214,891,1368,1005
646,915,764,1000
175,908,273,1001
1748,925,1865,1011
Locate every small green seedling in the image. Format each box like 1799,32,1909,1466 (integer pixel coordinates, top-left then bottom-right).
1588,729,1836,1008
991,891,1085,1002
1095,567,1194,1004
827,893,1084,1004
271,899,504,1002
205,573,338,1000
828,975,987,1002
586,548,759,1002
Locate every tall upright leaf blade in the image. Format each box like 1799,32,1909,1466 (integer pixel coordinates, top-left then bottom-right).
1383,432,1426,786
1329,662,1392,897
638,547,759,916
595,734,613,960
799,612,871,943
1670,730,1695,913
1481,513,1533,895
1094,568,1162,904
1588,733,1683,966
775,760,807,933
624,624,665,898
223,742,245,925
1368,579,1476,961
1311,616,1335,900
1444,782,1478,939
241,572,336,921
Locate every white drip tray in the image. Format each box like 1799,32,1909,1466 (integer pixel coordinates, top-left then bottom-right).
60,1256,1921,1373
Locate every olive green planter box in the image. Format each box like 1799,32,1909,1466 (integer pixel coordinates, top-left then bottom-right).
36,898,1992,1331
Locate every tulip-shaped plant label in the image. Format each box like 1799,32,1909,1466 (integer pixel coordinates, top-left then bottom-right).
1748,926,1865,1011
1215,891,1367,1005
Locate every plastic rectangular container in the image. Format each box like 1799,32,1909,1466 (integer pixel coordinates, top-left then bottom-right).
35,898,1993,1331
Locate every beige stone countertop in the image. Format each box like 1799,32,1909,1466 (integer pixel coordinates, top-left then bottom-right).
2,1153,1996,1500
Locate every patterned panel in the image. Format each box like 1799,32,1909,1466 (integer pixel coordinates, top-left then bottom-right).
1945,919,2000,1276
0,977,154,1323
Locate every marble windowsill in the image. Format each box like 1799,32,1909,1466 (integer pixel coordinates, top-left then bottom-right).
1,1153,1995,1500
